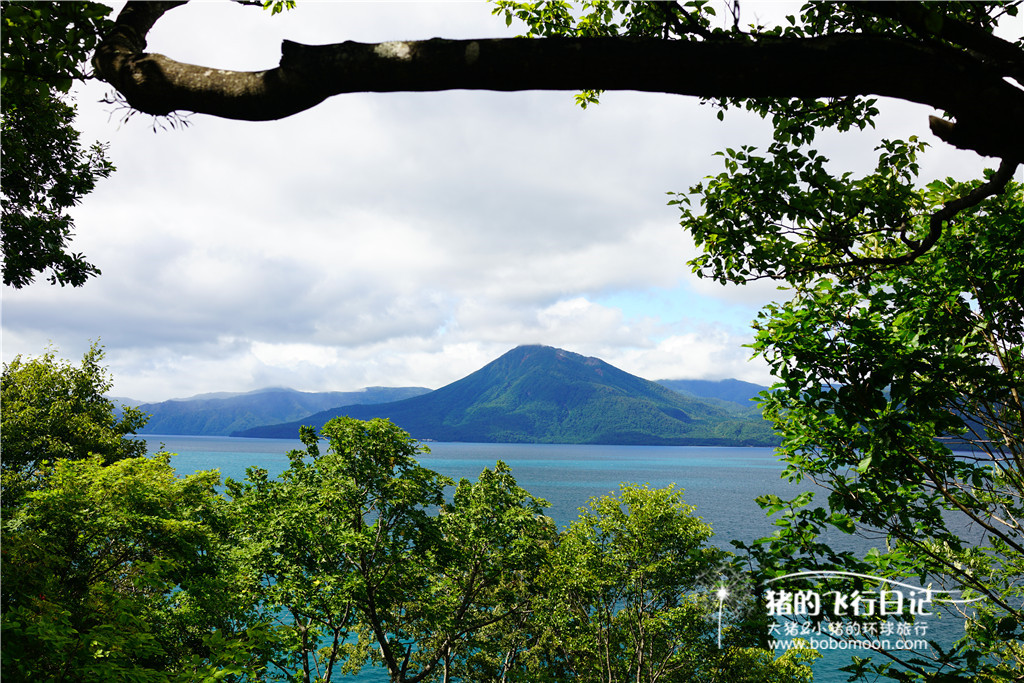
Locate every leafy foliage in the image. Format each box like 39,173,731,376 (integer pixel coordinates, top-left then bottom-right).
226,417,448,682
1,342,149,507
1,1,116,287
527,484,818,683
226,417,555,683
226,419,811,683
673,78,1024,683
743,178,1023,680
0,454,264,682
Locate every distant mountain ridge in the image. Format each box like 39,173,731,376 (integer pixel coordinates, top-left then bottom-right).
130,386,431,436
655,378,769,406
234,345,779,446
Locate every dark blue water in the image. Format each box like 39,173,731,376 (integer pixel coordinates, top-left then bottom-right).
149,435,967,682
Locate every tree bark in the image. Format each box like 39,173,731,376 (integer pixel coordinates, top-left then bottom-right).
93,1,1024,160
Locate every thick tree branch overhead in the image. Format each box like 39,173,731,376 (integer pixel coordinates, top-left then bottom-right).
92,1,1024,161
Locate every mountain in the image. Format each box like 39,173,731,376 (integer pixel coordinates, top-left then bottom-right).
656,378,770,406
132,386,431,436
234,345,780,446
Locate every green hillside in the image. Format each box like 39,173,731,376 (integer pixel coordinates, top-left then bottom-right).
235,346,779,446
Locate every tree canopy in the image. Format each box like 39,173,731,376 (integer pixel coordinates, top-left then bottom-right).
225,417,563,683
1,454,261,682
530,483,818,683
1,1,116,287
0,342,148,506
712,157,1024,680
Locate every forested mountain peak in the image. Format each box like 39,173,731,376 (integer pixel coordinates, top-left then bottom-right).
235,345,777,446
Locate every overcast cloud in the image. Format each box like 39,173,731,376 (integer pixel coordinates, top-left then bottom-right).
0,1,997,402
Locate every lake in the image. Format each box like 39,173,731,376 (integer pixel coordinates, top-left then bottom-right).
148,435,802,539
149,435,967,682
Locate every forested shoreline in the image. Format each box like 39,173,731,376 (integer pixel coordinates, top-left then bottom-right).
2,348,816,682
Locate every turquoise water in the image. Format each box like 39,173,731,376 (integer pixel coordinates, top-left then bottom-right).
149,436,798,539
149,435,968,682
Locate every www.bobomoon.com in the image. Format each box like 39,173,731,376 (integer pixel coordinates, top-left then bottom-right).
771,638,931,651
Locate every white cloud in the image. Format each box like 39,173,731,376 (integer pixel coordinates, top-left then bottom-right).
614,331,773,384
2,2,987,402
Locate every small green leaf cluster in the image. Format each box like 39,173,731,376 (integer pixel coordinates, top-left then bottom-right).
492,0,721,40
673,136,931,285
1,1,112,93
491,0,722,109
261,0,296,16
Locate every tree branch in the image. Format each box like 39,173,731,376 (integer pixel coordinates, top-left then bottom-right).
93,1,1024,160
850,1,1024,86
814,157,1021,272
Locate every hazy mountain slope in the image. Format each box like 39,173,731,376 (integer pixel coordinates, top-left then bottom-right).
656,378,770,407
133,386,431,436
235,346,779,446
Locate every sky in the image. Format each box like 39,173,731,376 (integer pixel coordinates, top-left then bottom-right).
0,1,1001,402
